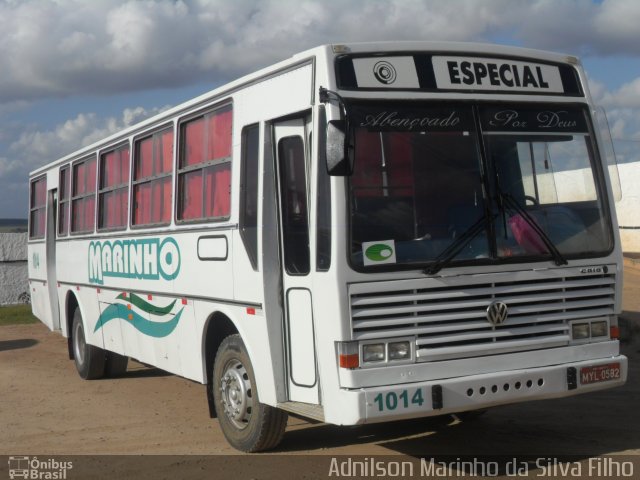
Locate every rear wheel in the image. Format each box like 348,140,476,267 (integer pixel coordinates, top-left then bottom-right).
212,334,288,452
72,307,105,380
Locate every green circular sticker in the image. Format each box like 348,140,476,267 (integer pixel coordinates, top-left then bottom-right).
365,243,394,262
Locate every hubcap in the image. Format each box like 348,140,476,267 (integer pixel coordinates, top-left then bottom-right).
74,320,85,366
220,359,253,429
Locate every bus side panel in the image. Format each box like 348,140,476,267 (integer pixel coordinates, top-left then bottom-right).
172,231,234,304
151,292,198,378
28,241,50,327
172,230,235,381
75,285,104,351
97,289,126,357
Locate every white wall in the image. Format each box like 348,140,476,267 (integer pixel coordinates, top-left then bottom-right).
0,233,29,305
522,160,639,254
615,161,640,253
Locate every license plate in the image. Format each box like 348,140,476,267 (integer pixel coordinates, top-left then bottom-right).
580,363,621,385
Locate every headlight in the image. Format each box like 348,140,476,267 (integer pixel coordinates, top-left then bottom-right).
388,341,410,360
572,323,590,340
590,321,608,337
362,343,385,363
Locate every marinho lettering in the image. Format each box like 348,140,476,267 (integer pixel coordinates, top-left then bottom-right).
88,237,180,285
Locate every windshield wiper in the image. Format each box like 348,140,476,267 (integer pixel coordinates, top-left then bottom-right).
499,191,568,266
424,214,492,276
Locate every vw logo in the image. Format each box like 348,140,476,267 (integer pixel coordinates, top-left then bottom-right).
486,301,508,326
373,61,397,84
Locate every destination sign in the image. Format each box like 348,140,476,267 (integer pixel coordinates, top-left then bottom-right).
335,54,582,96
432,56,564,93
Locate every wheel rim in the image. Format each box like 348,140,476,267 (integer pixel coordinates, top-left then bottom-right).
220,359,253,429
74,320,85,366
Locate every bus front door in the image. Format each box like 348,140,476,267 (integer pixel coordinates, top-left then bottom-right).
273,118,319,405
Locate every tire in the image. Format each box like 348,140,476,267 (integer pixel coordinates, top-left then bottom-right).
72,307,106,380
105,351,129,378
212,334,288,452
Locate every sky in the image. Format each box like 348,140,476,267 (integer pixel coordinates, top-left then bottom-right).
2,0,640,218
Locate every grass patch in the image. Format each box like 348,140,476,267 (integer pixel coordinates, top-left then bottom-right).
0,304,38,326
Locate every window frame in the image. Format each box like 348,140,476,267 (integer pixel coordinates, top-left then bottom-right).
176,102,233,225
29,175,47,240
70,155,97,235
57,165,70,237
131,124,174,229
277,134,310,276
239,123,260,271
97,141,131,232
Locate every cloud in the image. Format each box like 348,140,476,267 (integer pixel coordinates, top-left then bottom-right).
1,0,639,103
9,106,168,168
0,105,167,217
588,74,640,145
597,78,640,109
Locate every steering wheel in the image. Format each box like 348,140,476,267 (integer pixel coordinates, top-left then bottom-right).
524,195,539,206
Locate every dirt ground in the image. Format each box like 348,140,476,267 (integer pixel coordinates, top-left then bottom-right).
1,266,639,477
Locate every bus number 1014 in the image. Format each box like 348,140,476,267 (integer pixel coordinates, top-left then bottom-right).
373,388,425,412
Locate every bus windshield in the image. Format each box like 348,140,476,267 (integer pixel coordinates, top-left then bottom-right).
348,102,613,269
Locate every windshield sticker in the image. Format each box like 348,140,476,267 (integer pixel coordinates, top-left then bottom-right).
480,105,588,133
351,104,474,133
363,240,397,266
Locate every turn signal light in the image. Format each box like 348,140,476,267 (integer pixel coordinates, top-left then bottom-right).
337,341,359,369
339,353,359,369
610,325,620,340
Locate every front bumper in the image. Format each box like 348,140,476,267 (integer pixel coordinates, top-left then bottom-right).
354,355,627,424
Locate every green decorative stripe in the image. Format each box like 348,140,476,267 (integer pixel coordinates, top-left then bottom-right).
117,292,176,316
94,303,184,338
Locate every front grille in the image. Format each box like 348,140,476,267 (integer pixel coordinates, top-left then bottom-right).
349,266,616,362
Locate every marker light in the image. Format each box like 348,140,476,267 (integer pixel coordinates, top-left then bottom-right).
572,323,590,340
388,341,410,360
362,344,385,363
332,44,351,54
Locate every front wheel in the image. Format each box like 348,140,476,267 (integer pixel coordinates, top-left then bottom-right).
212,334,288,452
72,307,105,380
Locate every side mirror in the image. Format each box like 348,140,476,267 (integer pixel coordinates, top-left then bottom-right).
326,120,354,176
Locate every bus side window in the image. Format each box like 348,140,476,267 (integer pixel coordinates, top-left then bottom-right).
58,166,70,236
29,176,47,239
71,156,97,234
240,124,260,270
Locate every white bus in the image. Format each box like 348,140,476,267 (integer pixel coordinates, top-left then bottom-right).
28,42,627,452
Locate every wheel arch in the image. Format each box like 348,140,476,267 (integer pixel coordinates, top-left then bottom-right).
64,290,80,360
203,310,239,418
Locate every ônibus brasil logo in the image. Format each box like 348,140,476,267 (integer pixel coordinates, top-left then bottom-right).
89,237,180,285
